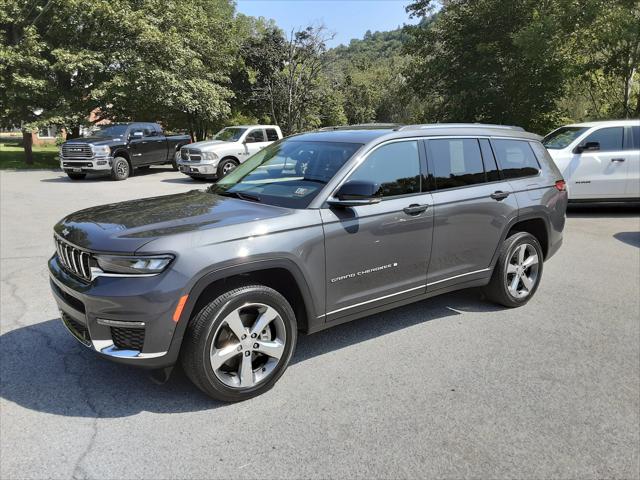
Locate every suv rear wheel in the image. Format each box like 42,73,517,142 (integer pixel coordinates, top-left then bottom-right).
182,284,297,402
484,232,543,307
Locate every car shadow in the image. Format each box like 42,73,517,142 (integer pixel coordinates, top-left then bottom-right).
39,166,178,183
614,231,640,248
0,289,501,417
161,177,213,184
566,202,640,218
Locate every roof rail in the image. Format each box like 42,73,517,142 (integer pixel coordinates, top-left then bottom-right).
396,123,525,132
317,123,402,131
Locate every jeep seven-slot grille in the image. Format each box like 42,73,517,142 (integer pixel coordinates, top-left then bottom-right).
180,148,202,162
111,327,145,351
61,312,91,346
61,143,93,159
54,236,92,282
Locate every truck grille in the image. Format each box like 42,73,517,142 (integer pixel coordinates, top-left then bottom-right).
111,327,145,351
54,236,92,282
180,148,202,162
61,143,93,159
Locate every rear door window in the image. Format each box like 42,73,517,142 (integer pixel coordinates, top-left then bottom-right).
479,139,500,182
491,139,540,179
265,128,280,141
428,138,486,189
582,127,623,152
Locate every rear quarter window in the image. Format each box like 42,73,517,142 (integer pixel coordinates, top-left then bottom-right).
492,139,540,179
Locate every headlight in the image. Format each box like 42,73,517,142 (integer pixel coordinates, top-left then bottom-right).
94,254,174,275
202,151,218,161
92,145,111,156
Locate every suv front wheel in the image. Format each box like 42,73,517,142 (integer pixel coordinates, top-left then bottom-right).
484,232,543,308
182,284,297,402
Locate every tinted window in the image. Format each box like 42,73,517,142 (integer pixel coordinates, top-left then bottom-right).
492,140,540,179
429,138,485,189
349,141,421,197
630,126,640,150
209,140,361,209
542,127,588,149
582,127,623,152
90,125,129,138
479,139,500,182
265,128,279,141
214,127,246,141
246,129,266,143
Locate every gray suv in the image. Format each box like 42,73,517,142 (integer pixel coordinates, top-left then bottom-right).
49,124,568,401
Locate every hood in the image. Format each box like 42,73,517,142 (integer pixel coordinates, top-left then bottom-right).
64,137,120,146
54,190,293,253
188,140,229,150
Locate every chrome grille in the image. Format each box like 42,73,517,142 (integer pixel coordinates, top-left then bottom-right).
180,148,202,162
61,143,93,159
54,236,92,282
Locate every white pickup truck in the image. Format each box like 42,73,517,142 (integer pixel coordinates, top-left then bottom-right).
177,125,283,180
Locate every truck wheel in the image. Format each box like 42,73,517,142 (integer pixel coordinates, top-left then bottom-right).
110,157,130,181
171,160,179,171
181,284,297,402
484,232,543,308
66,172,86,180
216,158,238,178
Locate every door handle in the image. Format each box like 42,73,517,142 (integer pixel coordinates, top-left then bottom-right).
490,191,510,201
403,203,429,215
611,158,625,162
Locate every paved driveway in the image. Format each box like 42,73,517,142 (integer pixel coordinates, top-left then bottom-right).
1,168,639,479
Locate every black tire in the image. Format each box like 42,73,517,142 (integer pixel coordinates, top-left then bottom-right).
181,284,297,402
484,232,544,308
66,172,86,180
171,159,179,171
216,157,238,179
110,156,130,181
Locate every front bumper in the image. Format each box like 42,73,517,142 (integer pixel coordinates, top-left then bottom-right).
177,160,218,177
48,254,185,368
61,156,113,172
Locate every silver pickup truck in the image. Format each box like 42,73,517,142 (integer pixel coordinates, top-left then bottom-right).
177,125,283,180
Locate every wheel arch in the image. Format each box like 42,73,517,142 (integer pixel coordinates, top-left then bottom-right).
112,149,131,164
505,216,550,259
180,259,318,336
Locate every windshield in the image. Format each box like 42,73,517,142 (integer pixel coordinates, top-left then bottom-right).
89,125,129,138
542,127,588,149
208,139,363,208
214,127,247,142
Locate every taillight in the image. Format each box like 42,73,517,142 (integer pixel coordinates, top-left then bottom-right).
555,180,566,191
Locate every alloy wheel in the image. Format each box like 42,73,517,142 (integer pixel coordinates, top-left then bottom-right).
222,161,236,175
505,243,539,299
210,303,286,389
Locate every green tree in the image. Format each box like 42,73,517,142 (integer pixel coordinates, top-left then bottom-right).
405,0,577,133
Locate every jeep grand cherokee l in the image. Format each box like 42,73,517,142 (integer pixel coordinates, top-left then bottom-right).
49,124,567,402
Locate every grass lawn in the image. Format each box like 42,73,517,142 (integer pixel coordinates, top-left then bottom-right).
0,138,59,170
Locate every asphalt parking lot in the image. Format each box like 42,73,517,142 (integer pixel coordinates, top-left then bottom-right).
1,167,639,479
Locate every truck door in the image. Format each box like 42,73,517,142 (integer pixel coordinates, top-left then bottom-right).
243,129,269,159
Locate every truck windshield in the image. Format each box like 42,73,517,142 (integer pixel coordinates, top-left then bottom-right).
542,127,588,149
214,128,247,142
89,125,130,138
208,139,362,209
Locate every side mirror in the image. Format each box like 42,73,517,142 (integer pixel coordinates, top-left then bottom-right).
130,131,144,139
327,180,382,207
574,141,600,154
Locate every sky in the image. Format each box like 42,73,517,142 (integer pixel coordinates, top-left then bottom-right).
235,0,418,47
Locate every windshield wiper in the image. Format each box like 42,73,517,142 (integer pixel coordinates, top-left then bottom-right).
219,191,262,203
